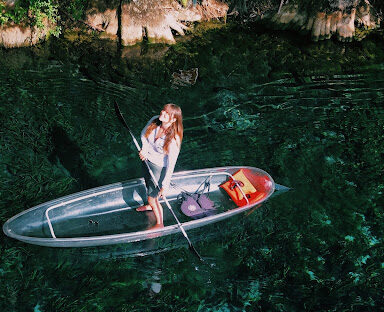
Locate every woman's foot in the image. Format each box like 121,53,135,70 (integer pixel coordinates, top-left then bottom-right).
136,205,152,212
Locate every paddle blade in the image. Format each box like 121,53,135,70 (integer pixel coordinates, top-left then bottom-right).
114,101,129,130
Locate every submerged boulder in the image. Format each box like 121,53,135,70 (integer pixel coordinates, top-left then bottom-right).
171,68,199,88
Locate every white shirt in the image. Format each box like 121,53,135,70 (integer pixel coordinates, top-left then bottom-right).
140,116,180,191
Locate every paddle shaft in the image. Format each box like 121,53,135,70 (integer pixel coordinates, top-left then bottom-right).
114,101,203,261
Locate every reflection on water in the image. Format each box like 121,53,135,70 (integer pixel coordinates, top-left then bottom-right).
1,31,384,310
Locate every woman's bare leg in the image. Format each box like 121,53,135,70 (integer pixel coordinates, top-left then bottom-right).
148,196,164,227
155,197,163,223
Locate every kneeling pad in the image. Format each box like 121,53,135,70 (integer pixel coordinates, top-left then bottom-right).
180,193,216,219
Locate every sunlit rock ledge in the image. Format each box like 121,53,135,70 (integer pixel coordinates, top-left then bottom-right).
0,0,56,48
260,1,380,42
86,0,228,45
0,0,228,48
0,0,381,48
0,19,55,48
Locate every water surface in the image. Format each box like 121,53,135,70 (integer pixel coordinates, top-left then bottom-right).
1,26,384,311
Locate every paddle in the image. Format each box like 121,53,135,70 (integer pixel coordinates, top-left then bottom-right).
114,101,204,262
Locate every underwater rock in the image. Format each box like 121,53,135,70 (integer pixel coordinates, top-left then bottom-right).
171,68,198,88
121,44,170,59
200,90,259,132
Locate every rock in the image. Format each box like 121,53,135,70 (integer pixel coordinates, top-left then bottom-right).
195,0,229,21
291,9,307,30
304,16,314,32
330,11,342,34
337,8,356,42
121,45,169,59
85,8,118,35
263,1,379,42
120,20,143,46
312,12,326,41
171,68,198,88
356,0,377,29
0,19,53,48
0,0,227,48
86,0,204,46
4,0,16,7
150,282,162,294
274,5,298,29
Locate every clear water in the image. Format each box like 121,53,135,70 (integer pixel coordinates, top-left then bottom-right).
1,26,384,311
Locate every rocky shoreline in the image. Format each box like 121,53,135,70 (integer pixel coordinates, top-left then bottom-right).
0,0,382,48
261,1,380,42
0,0,229,48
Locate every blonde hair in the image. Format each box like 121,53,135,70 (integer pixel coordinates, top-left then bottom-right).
145,104,183,154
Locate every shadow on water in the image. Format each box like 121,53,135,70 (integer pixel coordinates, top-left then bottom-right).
48,125,98,190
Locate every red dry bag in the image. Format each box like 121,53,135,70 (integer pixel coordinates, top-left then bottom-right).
220,169,269,206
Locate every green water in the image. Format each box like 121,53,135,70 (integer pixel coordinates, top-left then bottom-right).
1,25,384,311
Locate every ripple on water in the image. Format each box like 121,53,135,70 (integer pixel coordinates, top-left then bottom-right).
1,53,384,311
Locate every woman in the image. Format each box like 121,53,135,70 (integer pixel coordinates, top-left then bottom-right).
136,104,183,230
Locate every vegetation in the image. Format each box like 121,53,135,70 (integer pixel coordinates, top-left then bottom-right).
0,0,61,38
0,0,59,25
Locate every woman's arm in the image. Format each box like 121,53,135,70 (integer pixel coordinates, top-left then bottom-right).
161,138,180,193
140,115,158,157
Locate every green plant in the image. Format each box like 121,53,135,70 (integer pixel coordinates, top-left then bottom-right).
0,0,61,35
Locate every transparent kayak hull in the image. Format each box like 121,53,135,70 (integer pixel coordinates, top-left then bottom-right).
3,166,275,247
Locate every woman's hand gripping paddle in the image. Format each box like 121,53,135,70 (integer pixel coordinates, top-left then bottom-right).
114,101,204,262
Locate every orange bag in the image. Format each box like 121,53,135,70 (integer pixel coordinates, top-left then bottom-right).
220,169,267,206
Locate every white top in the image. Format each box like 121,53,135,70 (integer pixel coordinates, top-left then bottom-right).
140,116,180,191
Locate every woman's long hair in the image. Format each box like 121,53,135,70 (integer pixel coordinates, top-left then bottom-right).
145,104,183,154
